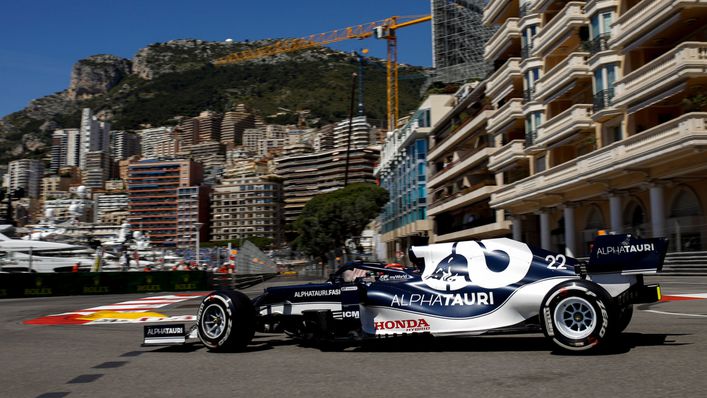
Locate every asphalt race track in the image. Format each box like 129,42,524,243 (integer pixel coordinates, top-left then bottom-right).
1,275,706,398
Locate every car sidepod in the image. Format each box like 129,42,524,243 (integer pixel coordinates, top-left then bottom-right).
360,238,578,336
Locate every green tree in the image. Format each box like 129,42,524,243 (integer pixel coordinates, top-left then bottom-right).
293,183,388,263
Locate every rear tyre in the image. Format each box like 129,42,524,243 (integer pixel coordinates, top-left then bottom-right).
197,290,255,352
540,280,616,352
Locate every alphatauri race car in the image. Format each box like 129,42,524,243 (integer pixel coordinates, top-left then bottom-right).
145,234,667,353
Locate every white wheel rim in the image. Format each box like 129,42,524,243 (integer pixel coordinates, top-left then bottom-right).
554,296,597,340
201,303,227,339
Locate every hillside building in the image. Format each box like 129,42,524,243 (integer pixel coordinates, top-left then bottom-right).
126,159,208,248
50,129,80,171
275,146,379,226
7,159,44,199
79,108,110,168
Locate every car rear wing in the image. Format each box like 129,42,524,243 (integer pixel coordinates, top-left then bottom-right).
586,234,668,275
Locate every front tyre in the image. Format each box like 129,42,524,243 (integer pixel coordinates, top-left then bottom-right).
540,280,616,352
197,290,255,352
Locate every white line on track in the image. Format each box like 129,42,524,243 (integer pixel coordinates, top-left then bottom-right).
644,309,707,318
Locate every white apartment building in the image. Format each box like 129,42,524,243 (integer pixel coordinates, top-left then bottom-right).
138,127,178,159
79,108,110,168
8,159,44,199
333,116,373,149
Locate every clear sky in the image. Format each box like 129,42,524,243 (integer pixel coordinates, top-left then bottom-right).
0,0,434,117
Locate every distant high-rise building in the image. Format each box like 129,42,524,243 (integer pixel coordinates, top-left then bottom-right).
137,127,179,159
79,108,110,168
243,127,263,153
195,110,223,143
431,0,496,83
8,159,44,199
333,116,371,149
176,118,198,147
314,124,335,151
211,173,283,245
220,104,256,149
83,151,111,190
50,128,81,171
127,159,208,248
110,130,140,160
275,146,379,226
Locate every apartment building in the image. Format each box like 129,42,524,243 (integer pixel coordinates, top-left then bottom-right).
483,0,707,255
333,116,373,149
126,159,208,248
110,130,140,161
79,108,110,169
211,173,283,245
95,193,129,224
50,129,80,171
375,95,453,259
221,103,256,149
275,146,380,226
424,82,514,246
8,159,44,199
138,127,179,159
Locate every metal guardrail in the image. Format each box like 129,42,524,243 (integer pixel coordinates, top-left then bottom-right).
209,273,278,290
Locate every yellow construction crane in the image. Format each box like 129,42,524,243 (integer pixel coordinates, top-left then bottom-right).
213,15,432,131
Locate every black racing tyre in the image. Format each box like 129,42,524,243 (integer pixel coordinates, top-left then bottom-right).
616,305,634,333
197,290,256,352
540,280,617,352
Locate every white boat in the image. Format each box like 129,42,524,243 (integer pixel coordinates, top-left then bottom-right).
0,232,97,273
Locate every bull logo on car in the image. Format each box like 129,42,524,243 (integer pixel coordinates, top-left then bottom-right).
415,238,534,291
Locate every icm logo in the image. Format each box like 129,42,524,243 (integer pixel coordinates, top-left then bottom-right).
415,238,533,291
342,311,360,318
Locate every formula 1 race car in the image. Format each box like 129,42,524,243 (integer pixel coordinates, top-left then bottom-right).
146,234,667,353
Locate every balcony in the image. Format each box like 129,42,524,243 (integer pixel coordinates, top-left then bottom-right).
428,148,495,189
485,18,521,63
429,185,499,216
428,110,494,161
434,220,512,243
491,112,707,209
483,0,519,26
488,98,524,135
611,0,707,49
531,104,593,149
593,88,615,112
534,52,591,102
488,140,527,172
531,2,587,57
582,33,611,56
613,42,707,109
486,58,522,104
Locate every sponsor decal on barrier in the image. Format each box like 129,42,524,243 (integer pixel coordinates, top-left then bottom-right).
374,318,430,332
293,289,340,298
25,278,52,296
391,292,494,307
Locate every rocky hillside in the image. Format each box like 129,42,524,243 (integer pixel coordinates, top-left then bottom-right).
0,39,427,164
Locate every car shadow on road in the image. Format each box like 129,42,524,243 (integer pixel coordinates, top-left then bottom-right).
554,332,691,356
337,332,689,354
